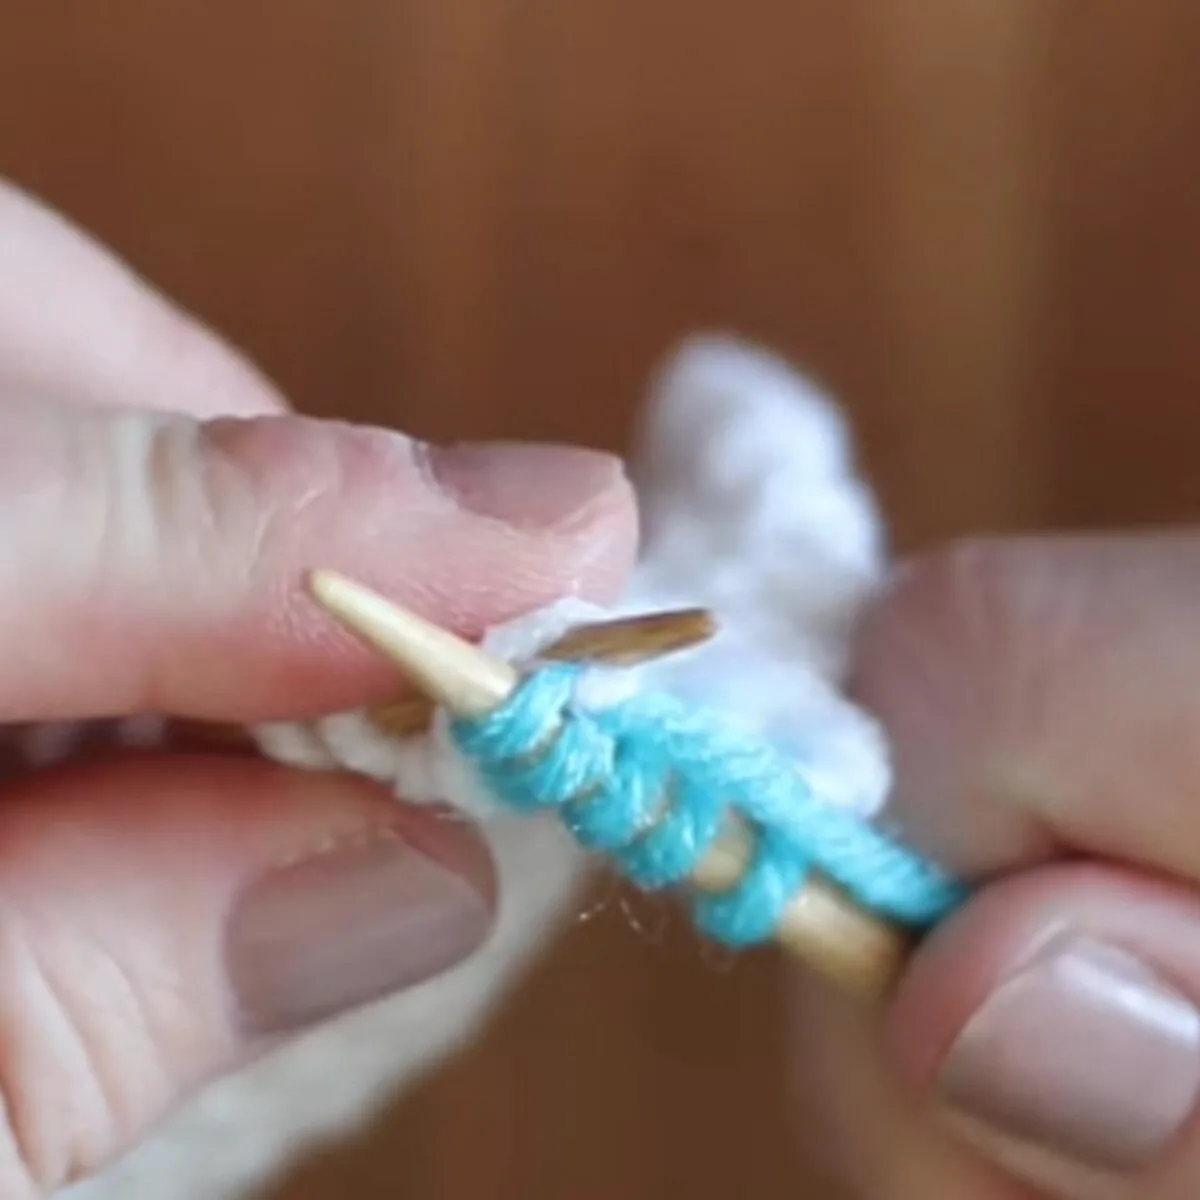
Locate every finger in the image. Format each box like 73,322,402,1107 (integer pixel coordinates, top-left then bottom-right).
850,532,1200,880
784,969,1039,1200
0,180,285,417
0,753,493,1197
0,398,637,722
886,862,1200,1199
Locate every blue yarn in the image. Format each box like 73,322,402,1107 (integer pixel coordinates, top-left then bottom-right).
450,663,968,949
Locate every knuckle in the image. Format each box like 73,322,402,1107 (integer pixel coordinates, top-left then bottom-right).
85,408,268,596
196,413,429,555
0,905,175,1194
65,408,429,605
850,535,1059,757
65,407,191,578
859,537,1020,664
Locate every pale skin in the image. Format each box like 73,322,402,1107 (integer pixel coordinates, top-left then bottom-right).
797,539,1200,1199
2,177,1198,1200
0,179,639,1194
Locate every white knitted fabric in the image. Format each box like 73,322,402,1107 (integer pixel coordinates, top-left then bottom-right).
249,334,891,824
62,333,889,1200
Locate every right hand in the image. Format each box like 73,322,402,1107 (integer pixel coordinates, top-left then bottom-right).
790,536,1200,1200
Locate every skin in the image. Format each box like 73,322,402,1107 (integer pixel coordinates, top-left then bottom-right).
792,536,1200,1199
0,179,639,1196
7,174,1200,1200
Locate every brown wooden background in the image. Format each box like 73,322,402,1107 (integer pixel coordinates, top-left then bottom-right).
5,2,1200,1197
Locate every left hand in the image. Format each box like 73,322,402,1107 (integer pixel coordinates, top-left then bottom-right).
0,179,638,1197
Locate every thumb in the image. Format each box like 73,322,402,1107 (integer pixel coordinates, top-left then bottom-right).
0,396,636,722
0,753,494,1197
887,862,1200,1199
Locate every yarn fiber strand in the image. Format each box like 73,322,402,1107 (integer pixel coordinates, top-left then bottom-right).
450,663,966,949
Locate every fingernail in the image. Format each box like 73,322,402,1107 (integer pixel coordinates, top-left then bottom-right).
227,826,492,1036
938,935,1200,1170
422,441,625,530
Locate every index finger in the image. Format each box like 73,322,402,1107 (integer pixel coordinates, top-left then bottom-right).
0,398,637,724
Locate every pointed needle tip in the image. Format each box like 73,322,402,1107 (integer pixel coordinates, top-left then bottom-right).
303,568,516,718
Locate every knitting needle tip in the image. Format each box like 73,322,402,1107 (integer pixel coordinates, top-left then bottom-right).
305,570,515,716
306,571,906,997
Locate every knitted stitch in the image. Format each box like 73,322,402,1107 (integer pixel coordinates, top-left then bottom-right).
451,662,967,948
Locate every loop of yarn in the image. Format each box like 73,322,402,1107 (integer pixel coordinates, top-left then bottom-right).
450,662,967,948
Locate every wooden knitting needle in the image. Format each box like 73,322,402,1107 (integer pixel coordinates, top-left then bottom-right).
368,606,717,738
307,570,910,1002
162,607,718,754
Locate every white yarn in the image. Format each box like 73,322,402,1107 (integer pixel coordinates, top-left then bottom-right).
9,336,892,824
624,336,890,816
58,332,894,1200
250,334,893,822
254,597,620,819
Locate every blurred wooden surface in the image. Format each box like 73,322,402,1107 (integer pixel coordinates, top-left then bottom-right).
5,2,1200,1197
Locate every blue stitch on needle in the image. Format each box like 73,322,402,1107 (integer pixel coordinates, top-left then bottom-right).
450,662,967,948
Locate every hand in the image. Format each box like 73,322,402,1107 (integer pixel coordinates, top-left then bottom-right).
789,535,1200,1199
0,180,637,1197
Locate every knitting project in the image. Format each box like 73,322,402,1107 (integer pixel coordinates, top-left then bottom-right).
451,662,963,946
252,335,965,948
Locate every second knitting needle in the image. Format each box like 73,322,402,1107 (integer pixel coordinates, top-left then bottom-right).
369,606,717,738
307,570,910,1001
